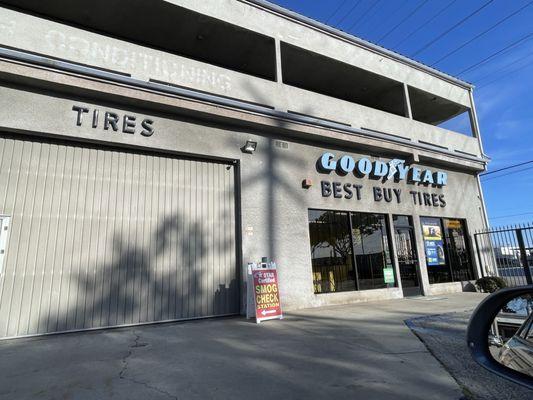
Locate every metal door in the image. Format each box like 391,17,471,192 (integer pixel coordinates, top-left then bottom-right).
393,215,421,297
0,134,238,338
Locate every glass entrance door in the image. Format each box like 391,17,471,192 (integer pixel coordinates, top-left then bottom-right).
393,215,421,297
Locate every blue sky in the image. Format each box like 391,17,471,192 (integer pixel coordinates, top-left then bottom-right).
269,0,533,227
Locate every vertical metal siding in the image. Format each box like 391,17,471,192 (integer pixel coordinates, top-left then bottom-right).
0,135,238,338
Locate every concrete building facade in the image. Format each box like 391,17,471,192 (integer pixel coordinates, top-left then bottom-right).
0,0,489,339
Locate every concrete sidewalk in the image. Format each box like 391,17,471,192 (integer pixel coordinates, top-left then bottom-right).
0,293,486,400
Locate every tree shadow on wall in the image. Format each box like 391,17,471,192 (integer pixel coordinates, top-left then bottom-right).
42,212,238,334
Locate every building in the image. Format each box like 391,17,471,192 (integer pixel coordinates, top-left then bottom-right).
0,0,489,339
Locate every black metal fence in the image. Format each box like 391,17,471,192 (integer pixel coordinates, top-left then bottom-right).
474,223,533,287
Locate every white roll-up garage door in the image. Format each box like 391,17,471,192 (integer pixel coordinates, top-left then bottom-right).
0,134,238,338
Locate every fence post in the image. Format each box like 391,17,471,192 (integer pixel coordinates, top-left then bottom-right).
516,229,533,285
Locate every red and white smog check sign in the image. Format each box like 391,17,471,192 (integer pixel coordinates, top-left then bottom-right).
252,268,282,323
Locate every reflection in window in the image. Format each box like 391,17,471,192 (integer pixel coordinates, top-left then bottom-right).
308,210,395,294
422,217,475,283
421,217,451,283
444,219,475,281
309,210,355,293
351,213,394,290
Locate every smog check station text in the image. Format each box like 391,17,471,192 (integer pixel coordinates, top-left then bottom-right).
318,153,448,208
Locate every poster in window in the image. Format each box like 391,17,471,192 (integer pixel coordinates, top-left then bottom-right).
422,220,446,266
383,267,395,284
445,219,462,230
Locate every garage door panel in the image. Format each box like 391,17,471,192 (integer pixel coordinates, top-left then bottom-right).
32,143,57,334
1,140,32,337
0,135,238,338
26,143,52,335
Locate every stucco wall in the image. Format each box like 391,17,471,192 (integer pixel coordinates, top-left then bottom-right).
0,84,486,310
0,4,482,159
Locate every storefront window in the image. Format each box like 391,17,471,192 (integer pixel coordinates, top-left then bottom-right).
421,217,451,283
308,210,395,294
309,210,356,293
443,219,475,281
420,217,474,283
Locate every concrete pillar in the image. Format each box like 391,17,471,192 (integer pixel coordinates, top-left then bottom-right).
411,214,431,296
403,83,413,119
275,38,283,84
468,89,482,141
274,37,289,112
468,88,490,228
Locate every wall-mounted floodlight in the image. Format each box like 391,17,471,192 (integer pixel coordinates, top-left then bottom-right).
302,178,313,189
242,140,258,154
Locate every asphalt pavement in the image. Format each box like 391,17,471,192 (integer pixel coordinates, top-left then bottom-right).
407,311,532,400
0,292,508,400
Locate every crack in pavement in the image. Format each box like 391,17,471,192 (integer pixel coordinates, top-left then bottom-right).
118,331,178,400
121,375,179,400
118,332,139,380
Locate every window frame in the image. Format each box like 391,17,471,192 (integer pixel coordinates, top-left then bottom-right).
420,216,475,284
443,218,475,281
308,209,357,294
308,208,397,294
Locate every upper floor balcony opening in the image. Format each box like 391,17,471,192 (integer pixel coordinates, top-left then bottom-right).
281,42,474,137
408,87,473,137
281,42,406,118
0,0,476,139
0,0,277,81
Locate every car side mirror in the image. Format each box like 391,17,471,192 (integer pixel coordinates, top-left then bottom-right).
467,285,533,389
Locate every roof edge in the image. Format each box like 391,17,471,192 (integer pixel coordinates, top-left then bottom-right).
241,0,474,90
